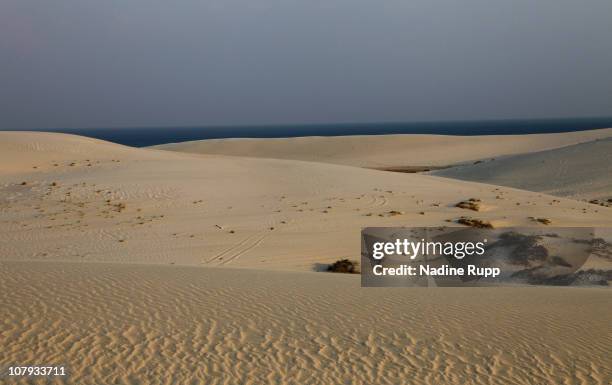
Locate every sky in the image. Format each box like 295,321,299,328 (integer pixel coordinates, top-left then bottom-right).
1,0,611,130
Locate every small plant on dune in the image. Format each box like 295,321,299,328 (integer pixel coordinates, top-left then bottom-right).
529,217,552,225
327,259,360,274
111,202,127,212
456,216,494,229
455,198,481,211
588,199,612,208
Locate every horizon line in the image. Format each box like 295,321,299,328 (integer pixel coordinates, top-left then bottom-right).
3,115,612,132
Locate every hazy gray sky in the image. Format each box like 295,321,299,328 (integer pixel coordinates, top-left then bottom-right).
1,0,611,129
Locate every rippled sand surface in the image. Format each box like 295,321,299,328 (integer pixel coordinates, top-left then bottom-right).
2,261,611,385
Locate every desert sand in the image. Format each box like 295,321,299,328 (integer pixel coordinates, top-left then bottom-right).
3,131,612,270
2,261,611,385
1,130,611,384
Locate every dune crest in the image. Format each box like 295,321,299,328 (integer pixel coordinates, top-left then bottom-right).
151,128,612,168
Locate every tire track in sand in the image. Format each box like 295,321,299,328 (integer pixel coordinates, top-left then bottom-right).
218,233,268,266
205,233,268,266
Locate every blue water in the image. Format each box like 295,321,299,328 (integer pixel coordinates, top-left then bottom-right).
6,117,612,147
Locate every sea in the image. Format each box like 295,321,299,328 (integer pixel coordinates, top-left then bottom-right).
5,117,612,147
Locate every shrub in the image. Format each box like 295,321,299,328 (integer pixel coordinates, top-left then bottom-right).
457,216,493,229
327,259,359,274
455,198,481,211
529,217,551,225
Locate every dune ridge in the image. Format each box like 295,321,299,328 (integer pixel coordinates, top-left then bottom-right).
150,127,612,168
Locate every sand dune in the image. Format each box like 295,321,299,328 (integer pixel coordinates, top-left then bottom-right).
1,131,611,385
434,138,612,201
0,131,141,174
2,132,611,271
2,261,611,385
151,128,612,168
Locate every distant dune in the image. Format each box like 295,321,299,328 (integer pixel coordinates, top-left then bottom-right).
434,138,612,201
151,128,612,168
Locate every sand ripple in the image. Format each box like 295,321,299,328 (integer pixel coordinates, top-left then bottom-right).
1,262,610,385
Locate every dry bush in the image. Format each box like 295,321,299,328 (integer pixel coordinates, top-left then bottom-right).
529,216,551,225
456,216,493,229
455,198,481,211
327,259,359,274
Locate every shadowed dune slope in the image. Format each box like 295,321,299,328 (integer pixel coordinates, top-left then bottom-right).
150,128,612,168
434,138,612,201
